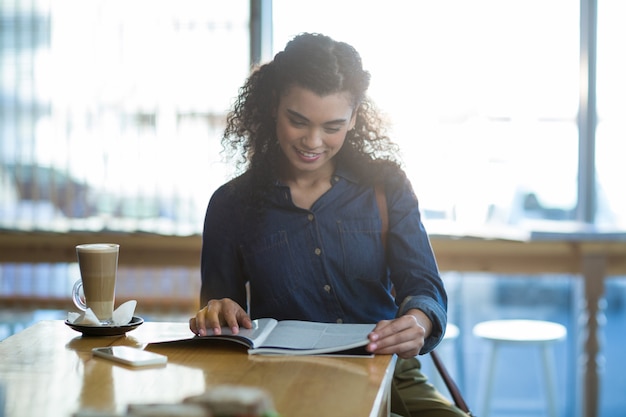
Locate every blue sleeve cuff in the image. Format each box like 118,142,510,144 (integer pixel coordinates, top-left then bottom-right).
397,295,448,354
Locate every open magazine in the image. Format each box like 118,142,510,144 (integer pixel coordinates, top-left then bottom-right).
150,318,375,356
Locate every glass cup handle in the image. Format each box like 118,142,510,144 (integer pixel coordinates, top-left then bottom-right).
72,280,87,311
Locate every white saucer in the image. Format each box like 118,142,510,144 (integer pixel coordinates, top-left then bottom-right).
65,316,144,337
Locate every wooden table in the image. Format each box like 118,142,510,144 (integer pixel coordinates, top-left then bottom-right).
0,320,397,417
2,229,626,417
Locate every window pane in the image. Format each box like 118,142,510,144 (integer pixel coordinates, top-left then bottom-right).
596,0,626,229
273,0,580,230
0,0,249,234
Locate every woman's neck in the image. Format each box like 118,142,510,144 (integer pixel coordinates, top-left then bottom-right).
280,162,335,210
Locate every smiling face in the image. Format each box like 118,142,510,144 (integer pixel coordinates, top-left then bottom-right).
275,85,357,181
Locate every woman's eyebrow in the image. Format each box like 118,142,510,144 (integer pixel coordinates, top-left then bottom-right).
286,109,348,125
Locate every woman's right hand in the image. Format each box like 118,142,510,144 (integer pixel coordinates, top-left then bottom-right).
189,298,252,336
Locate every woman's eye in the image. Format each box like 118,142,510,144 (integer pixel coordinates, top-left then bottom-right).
289,119,306,127
324,127,341,133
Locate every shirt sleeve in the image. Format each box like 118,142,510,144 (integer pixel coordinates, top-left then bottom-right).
200,184,248,309
384,171,448,353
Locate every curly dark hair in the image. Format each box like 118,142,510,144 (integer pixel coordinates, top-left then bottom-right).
221,32,401,207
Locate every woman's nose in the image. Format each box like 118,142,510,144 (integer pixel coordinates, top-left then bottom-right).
301,128,323,148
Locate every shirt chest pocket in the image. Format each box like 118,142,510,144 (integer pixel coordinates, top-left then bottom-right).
239,231,306,295
336,218,386,281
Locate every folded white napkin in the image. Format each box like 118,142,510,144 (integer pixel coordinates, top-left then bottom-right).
67,300,137,326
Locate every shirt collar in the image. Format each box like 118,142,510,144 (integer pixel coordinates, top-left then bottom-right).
272,164,360,188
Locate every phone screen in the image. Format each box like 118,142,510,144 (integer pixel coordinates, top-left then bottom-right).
92,346,167,367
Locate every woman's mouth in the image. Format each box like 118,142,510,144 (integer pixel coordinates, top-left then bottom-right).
295,148,322,162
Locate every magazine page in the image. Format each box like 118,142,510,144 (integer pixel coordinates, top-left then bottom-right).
198,317,278,348
148,318,277,349
249,321,374,355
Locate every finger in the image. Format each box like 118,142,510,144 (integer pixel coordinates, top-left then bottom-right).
222,301,252,334
224,311,241,334
193,298,249,336
189,317,198,334
368,319,393,342
368,317,425,355
370,317,415,342
236,309,253,329
387,315,425,339
205,300,226,335
193,306,216,336
370,338,421,358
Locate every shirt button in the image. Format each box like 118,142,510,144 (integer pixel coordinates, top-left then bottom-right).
314,248,321,256
307,214,314,221
336,318,343,324
323,285,331,293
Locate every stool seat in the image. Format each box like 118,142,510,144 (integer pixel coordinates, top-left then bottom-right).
443,323,460,340
473,319,566,344
473,319,566,417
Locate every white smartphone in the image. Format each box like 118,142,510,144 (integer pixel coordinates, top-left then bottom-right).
92,346,167,367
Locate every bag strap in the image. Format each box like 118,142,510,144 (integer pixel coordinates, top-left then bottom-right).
374,185,388,251
373,184,474,416
431,350,473,415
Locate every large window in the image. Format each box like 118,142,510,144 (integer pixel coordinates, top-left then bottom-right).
1,0,624,234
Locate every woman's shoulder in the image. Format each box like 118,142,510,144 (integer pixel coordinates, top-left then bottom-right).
209,173,251,205
369,162,418,207
366,160,408,189
340,160,409,196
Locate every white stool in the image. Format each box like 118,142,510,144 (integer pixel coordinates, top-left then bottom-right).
444,322,460,341
473,319,566,417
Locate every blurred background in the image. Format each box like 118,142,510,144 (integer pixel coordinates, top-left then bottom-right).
1,1,625,416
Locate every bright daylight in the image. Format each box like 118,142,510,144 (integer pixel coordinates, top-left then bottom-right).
1,1,625,417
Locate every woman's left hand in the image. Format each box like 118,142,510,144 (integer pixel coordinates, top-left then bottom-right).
366,308,432,359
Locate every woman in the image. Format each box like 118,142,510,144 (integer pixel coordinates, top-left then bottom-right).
190,32,465,417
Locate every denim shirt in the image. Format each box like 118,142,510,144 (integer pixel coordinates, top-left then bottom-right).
200,166,448,353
